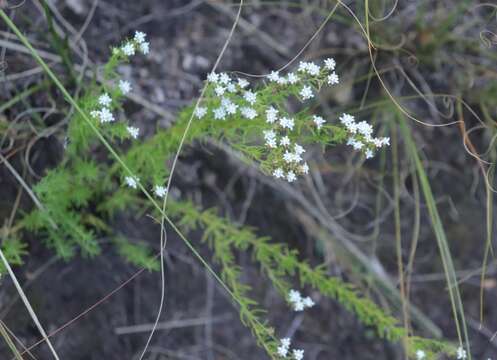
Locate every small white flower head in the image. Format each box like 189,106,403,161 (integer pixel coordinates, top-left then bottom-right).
381,137,390,146
301,163,310,174
215,86,226,96
302,296,314,308
267,71,281,82
134,31,147,44
280,136,290,147
90,110,100,118
266,106,279,124
276,76,288,85
219,73,231,85
207,72,219,83
154,185,167,198
243,90,257,105
294,144,305,156
288,289,302,303
139,41,150,55
125,176,138,189
121,42,135,56
324,57,336,71
287,72,299,84
98,93,112,107
213,107,227,120
280,338,291,348
277,338,291,357
415,350,426,360
277,345,289,357
313,115,326,129
279,117,295,130
273,168,285,179
456,347,467,360
365,149,374,159
241,107,257,120
237,78,249,88
119,80,132,95
298,61,309,72
127,126,139,139
340,113,355,127
224,102,238,115
357,121,373,137
292,349,304,360
226,83,237,93
286,171,297,183
195,106,207,119
352,140,364,150
327,72,339,85
307,62,320,76
263,130,277,148
283,151,294,164
300,85,314,100
98,108,115,123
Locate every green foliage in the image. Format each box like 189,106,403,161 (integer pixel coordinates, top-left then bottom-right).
6,27,454,359
0,237,28,273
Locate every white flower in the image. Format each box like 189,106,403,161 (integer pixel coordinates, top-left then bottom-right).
243,90,257,105
219,73,231,85
300,85,313,100
226,83,236,93
283,151,294,163
280,338,291,348
273,168,285,179
327,72,339,85
267,71,280,82
301,162,309,174
288,289,302,303
456,347,467,360
121,42,135,56
280,136,290,146
90,110,99,118
365,149,374,159
294,144,305,156
357,121,373,136
306,62,320,75
139,41,150,55
276,76,288,85
287,72,299,84
224,102,238,115
279,117,295,130
277,345,289,357
237,78,249,88
98,108,114,123
324,57,336,70
154,185,167,198
207,72,219,83
266,106,278,124
292,349,304,360
195,106,207,119
340,113,355,127
352,140,364,150
119,80,131,94
298,61,309,72
241,107,257,120
302,296,314,308
415,350,426,360
263,130,277,148
381,137,390,146
215,86,226,96
125,176,138,189
134,31,146,44
98,93,112,106
313,115,326,129
286,171,297,183
213,107,226,120
127,126,139,139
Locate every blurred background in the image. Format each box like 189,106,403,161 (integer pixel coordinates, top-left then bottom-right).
1,0,497,359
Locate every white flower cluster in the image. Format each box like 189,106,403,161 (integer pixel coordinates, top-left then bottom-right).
340,113,390,159
416,350,426,359
456,346,467,360
288,289,315,311
195,72,256,122
120,30,150,56
277,338,304,360
90,32,150,139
